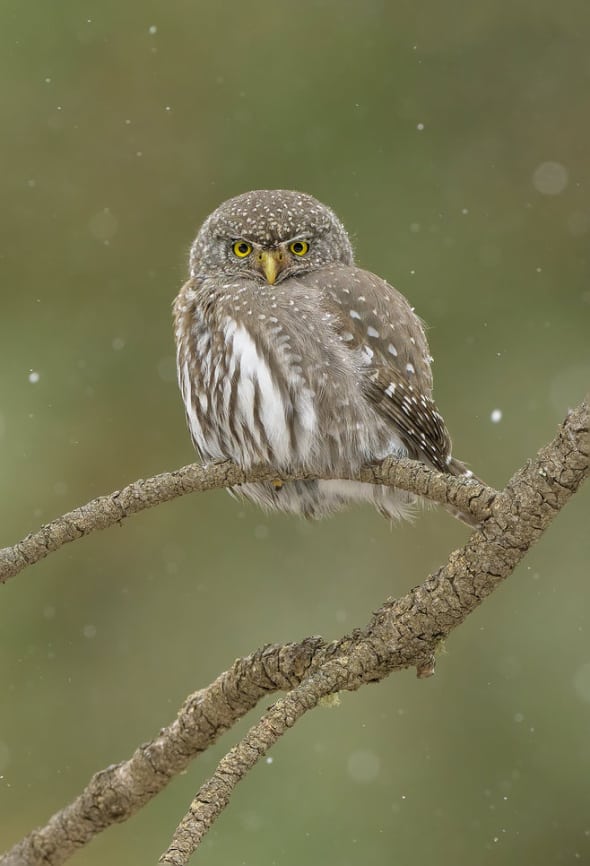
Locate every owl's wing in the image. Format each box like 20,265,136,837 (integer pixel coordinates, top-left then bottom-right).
309,265,453,473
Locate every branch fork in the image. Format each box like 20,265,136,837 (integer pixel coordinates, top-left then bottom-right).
1,399,587,866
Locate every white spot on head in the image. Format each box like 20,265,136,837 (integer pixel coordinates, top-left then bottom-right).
340,331,354,342
406,363,415,374
366,326,379,338
384,383,396,397
388,344,398,357
350,310,361,320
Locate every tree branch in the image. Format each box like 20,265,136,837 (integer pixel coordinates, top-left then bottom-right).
0,457,496,584
0,639,329,866
1,398,587,866
159,399,590,864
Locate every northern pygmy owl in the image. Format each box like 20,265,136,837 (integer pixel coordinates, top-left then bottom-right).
174,189,475,522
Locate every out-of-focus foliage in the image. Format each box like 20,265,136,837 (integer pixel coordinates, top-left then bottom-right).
1,2,588,863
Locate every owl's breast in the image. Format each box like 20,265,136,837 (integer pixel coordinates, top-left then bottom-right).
176,276,398,472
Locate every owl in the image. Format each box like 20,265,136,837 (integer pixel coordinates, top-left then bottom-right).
174,189,475,522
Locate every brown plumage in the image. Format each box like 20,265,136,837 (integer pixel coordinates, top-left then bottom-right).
174,189,476,522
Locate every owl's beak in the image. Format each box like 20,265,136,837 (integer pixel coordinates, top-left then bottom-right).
257,249,284,285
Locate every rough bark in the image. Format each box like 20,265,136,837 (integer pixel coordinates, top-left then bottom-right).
0,399,587,866
0,458,495,584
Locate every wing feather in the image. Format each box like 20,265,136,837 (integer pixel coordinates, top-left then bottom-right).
307,265,454,472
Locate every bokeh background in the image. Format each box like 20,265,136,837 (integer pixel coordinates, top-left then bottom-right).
1,2,589,864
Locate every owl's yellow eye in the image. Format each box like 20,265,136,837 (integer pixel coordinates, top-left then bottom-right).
289,240,309,256
233,241,253,258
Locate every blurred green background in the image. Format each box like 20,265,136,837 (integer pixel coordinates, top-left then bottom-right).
1,1,589,864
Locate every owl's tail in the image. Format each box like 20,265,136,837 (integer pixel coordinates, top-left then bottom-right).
444,456,484,528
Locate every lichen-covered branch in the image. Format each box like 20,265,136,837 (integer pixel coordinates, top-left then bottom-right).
0,457,496,584
1,399,588,866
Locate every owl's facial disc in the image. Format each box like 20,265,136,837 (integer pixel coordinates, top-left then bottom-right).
232,239,309,284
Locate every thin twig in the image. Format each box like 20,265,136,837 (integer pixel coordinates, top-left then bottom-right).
0,458,497,584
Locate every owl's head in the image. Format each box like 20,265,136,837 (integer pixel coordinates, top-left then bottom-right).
189,189,354,284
